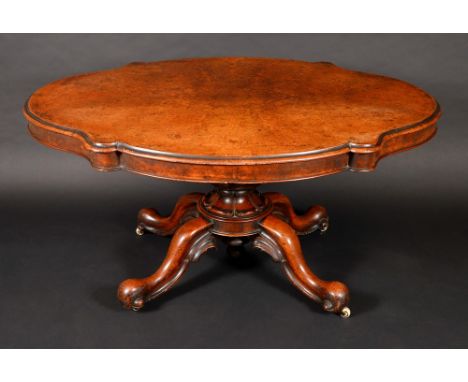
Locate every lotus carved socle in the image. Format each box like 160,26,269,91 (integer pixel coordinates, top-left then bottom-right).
23,58,441,316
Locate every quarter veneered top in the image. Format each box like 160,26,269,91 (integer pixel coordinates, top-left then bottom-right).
24,57,440,183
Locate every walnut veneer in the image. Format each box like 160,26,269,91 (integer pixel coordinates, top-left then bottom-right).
23,57,441,317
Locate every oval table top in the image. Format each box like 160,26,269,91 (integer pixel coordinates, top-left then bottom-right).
24,57,441,183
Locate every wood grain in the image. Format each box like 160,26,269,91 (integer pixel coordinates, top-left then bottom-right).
257,214,349,314
25,58,440,316
122,185,351,316
24,57,441,183
118,216,214,311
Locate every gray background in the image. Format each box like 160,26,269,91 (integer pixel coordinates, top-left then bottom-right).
1,34,467,348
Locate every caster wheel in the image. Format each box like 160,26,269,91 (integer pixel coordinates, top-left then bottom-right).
319,219,329,234
340,307,351,318
136,226,145,236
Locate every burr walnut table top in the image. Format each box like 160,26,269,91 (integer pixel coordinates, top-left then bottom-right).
24,57,441,183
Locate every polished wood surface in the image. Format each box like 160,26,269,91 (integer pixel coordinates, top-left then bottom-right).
118,216,215,311
24,57,440,183
256,214,349,314
265,192,329,235
136,192,202,236
24,58,441,317
119,186,350,316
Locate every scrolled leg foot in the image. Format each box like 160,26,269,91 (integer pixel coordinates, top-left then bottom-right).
118,278,147,311
118,216,215,310
255,214,350,315
136,192,202,236
265,192,329,235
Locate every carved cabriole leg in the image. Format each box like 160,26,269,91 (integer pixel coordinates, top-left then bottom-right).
136,192,203,236
121,186,350,317
264,192,329,235
118,216,215,311
255,215,350,317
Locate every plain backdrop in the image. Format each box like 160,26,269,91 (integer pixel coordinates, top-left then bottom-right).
0,34,467,348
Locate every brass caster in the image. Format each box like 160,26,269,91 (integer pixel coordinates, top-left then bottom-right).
135,226,145,236
319,219,329,234
340,307,351,318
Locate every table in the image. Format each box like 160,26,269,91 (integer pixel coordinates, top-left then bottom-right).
24,58,441,317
